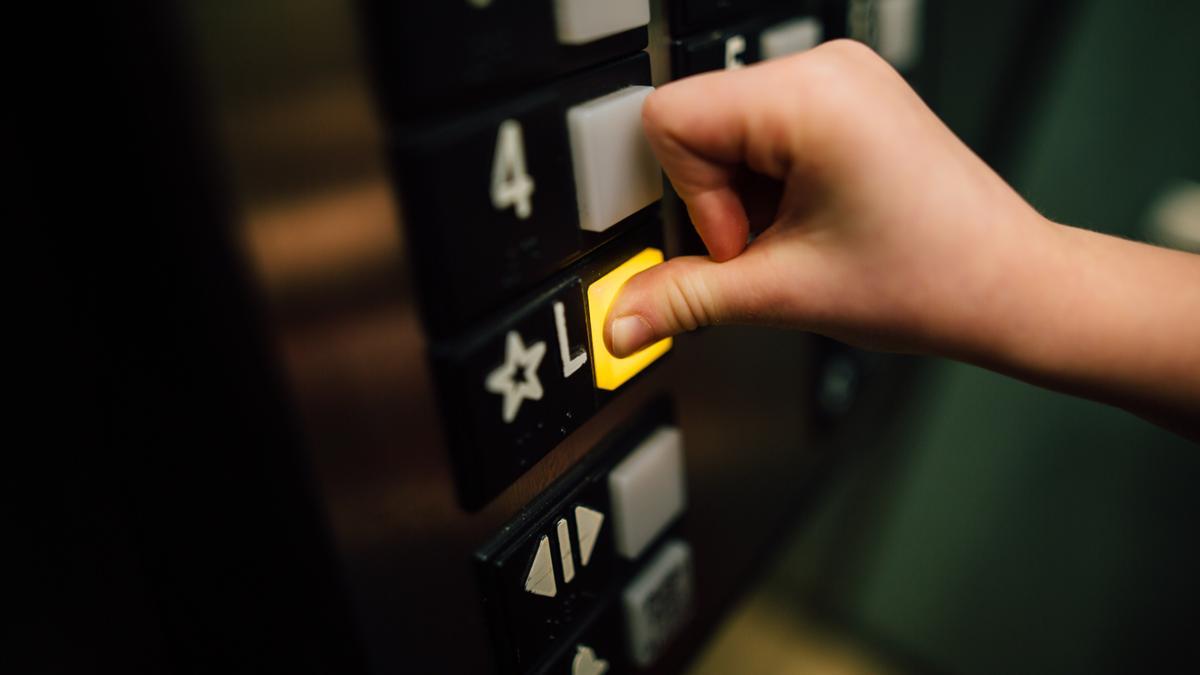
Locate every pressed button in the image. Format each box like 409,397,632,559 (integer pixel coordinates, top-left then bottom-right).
585,248,672,390
607,426,687,559
567,86,663,233
554,0,651,45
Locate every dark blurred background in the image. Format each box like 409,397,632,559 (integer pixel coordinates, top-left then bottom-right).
690,1,1199,673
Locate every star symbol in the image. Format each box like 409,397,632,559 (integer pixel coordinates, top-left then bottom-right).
572,644,609,675
485,330,547,424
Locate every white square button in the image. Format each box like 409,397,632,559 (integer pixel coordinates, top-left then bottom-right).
876,0,923,71
608,425,686,559
554,0,650,45
567,86,663,233
761,17,823,60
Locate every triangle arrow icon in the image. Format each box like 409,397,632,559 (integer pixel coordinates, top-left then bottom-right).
574,506,604,567
524,535,557,597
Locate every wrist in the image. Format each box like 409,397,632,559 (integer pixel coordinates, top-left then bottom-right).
949,210,1069,375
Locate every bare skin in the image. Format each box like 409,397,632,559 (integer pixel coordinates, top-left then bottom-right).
605,40,1200,440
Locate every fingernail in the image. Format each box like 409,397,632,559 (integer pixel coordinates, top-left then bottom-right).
610,315,654,358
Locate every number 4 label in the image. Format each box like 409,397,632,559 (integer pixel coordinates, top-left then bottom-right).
491,119,536,220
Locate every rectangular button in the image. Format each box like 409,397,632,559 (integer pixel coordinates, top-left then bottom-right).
586,248,672,390
607,426,687,559
875,0,924,70
567,86,663,233
555,0,651,45
760,16,823,59
622,540,694,668
432,278,595,509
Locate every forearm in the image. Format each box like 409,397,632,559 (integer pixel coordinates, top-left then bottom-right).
620,43,1199,440
968,220,1200,439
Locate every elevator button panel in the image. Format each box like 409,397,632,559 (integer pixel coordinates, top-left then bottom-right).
432,277,596,509
396,91,580,330
366,0,649,117
567,86,663,233
671,4,831,78
586,248,673,391
477,402,690,674
669,0,765,35
673,22,763,75
531,599,630,675
477,460,617,675
608,426,687,559
433,224,668,509
396,53,655,335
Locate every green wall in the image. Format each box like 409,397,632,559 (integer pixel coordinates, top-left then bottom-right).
830,2,1199,673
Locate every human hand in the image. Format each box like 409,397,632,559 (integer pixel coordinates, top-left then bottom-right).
605,39,1051,363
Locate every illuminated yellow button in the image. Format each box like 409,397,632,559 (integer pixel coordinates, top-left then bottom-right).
587,247,672,390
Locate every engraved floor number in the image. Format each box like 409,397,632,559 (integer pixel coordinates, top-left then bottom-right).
491,119,536,219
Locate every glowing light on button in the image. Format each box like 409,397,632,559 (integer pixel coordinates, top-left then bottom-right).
586,248,672,390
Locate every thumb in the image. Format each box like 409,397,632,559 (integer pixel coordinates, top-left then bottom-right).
603,252,778,357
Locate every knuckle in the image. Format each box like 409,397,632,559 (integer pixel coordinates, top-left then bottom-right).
820,38,885,67
661,262,718,332
807,39,891,87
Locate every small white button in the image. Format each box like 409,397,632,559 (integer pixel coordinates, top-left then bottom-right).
608,426,686,559
567,86,663,233
554,0,650,45
876,0,923,70
622,540,693,667
760,17,823,60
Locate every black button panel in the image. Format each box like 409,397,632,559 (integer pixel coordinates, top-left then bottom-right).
531,602,628,675
477,399,684,674
434,220,667,510
395,53,654,335
671,1,834,78
668,0,764,35
395,90,580,332
432,276,596,510
478,467,616,674
672,21,765,76
365,0,648,118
